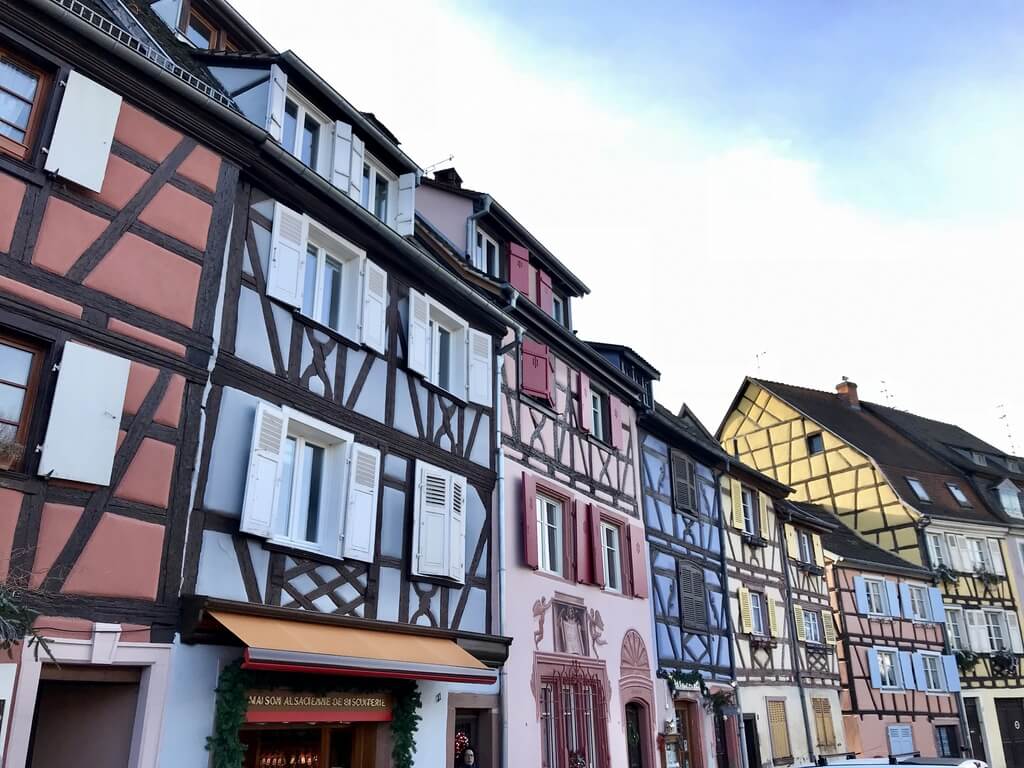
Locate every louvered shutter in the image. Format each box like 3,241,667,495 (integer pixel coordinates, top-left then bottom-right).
888,725,913,755
946,534,965,571
332,121,353,192
537,270,553,315
767,599,780,637
885,580,901,618
812,533,824,565
578,373,592,433
942,655,961,692
38,342,130,486
867,649,881,688
785,527,799,559
522,473,538,569
822,613,837,645
574,499,591,583
966,610,991,652
928,589,945,622
406,289,430,377
349,135,365,202
899,583,914,619
730,479,744,529
738,588,752,633
44,70,121,192
360,259,388,353
467,329,493,406
1007,611,1024,653
395,172,416,236
898,652,915,690
678,563,707,630
268,203,308,307
988,539,1006,576
670,451,696,512
413,462,449,577
610,396,626,451
266,64,287,142
853,577,869,614
342,444,380,562
627,524,648,598
758,492,770,539
521,339,551,401
240,402,286,538
449,474,467,582
766,700,791,761
793,605,806,642
589,504,606,588
509,242,531,295
911,653,927,691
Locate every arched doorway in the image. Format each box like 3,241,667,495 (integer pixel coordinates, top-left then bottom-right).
625,702,645,768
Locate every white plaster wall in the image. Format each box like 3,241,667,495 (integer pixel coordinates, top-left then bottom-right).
737,685,810,768
413,681,449,768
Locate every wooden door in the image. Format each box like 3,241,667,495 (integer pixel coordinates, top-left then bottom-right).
625,703,644,768
996,699,1024,768
965,698,988,765
742,715,761,768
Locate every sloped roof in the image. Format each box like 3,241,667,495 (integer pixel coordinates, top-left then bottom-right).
809,504,931,578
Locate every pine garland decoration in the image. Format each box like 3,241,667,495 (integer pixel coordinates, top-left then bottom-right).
207,660,250,768
391,680,422,768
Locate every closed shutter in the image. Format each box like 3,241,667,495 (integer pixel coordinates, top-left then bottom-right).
627,524,648,598
578,373,592,433
678,563,707,630
946,534,965,571
738,587,752,633
966,610,991,652
758,492,770,539
942,655,961,692
395,172,416,236
1006,611,1024,653
812,533,824,565
342,444,380,562
240,401,286,538
730,479,744,529
988,539,1006,576
793,605,806,642
521,339,551,401
332,121,353,191
268,203,309,307
822,612,837,645
360,258,388,353
609,396,626,451
266,64,287,141
448,474,466,582
589,504,606,589
766,700,791,761
413,461,450,577
785,527,799,559
853,576,869,614
406,289,430,377
813,698,835,746
867,649,881,688
767,599,780,637
928,588,946,622
670,451,696,512
509,242,531,295
885,580,901,618
349,135,365,202
522,473,538,569
44,70,121,192
574,499,591,584
38,342,130,486
467,329,493,406
537,269,553,315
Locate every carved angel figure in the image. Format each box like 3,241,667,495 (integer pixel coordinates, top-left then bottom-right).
587,608,607,655
533,597,551,647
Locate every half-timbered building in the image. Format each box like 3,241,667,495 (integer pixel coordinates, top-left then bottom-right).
416,171,658,768
823,508,963,760
718,376,1020,767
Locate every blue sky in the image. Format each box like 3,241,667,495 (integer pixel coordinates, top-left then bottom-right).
235,0,1024,452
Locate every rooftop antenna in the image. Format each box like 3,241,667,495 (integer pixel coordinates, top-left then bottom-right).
754,350,767,374
424,154,455,175
880,379,894,405
997,404,1018,454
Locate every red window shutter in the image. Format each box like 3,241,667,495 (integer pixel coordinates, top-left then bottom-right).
574,499,591,584
578,372,592,433
627,524,648,598
509,242,531,295
610,396,626,451
537,270,553,315
521,339,551,402
522,472,538,569
589,504,606,588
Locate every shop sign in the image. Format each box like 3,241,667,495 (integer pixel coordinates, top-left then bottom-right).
245,689,393,723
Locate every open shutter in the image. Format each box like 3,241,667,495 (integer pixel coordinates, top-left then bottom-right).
867,649,881,688
267,203,308,307
928,588,946,623
853,577,869,615
822,613,837,645
730,479,744,529
359,258,388,353
574,499,591,584
966,610,990,652
521,339,551,401
885,580,901,618
1007,611,1024,653
758,492,770,539
627,524,648,598
349,135,365,202
38,342,130,485
331,121,353,192
509,242,531,295
767,599,780,637
609,396,626,451
406,289,430,377
448,474,466,582
786,527,799,559
812,533,824,566
522,473,538,569
413,462,449,577
989,539,1006,576
395,172,416,236
793,605,806,642
738,588,752,633
239,401,286,538
467,329,493,407
899,583,914,619
898,652,916,690
942,655,961,692
578,373,592,433
947,534,965,571
911,653,927,691
671,452,696,512
342,444,380,562
44,70,121,192
266,64,287,142
537,270,553,315
589,504,606,588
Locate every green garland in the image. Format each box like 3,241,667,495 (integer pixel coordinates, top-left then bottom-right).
206,660,422,768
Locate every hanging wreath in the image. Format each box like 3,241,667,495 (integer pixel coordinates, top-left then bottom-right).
656,669,734,715
454,730,470,758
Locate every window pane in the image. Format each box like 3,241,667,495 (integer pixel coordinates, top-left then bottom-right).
0,342,34,386
0,60,38,102
0,383,25,424
437,327,451,391
0,90,31,133
486,240,498,275
185,14,214,48
374,175,389,221
282,100,298,156
302,244,318,317
275,437,297,537
0,121,25,144
301,114,319,169
321,256,342,329
361,164,371,208
300,442,324,543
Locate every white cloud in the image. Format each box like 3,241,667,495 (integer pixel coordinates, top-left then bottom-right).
234,0,1024,452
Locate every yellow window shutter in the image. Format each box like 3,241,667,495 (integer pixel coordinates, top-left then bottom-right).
793,604,806,641
739,587,752,633
768,599,780,637
812,533,824,566
730,478,744,529
786,527,799,559
823,612,837,645
758,491,770,538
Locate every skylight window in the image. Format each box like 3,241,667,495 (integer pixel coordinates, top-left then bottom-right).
946,483,971,508
906,477,930,502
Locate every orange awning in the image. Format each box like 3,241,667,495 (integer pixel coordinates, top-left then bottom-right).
210,610,497,685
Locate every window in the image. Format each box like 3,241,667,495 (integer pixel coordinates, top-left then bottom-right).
936,725,960,758
539,674,607,768
806,433,825,455
540,684,557,768
921,653,944,692
677,562,708,630
741,486,758,536
926,532,948,568
0,334,42,471
965,537,989,572
1008,459,1022,474
590,388,610,443
428,301,468,396
877,650,900,689
473,230,500,277
360,154,396,223
600,521,622,593
797,530,814,564
180,2,236,50
864,577,887,615
749,591,767,636
280,94,328,174
552,294,567,327
302,243,343,330
999,481,1023,518
804,610,823,644
946,483,971,507
887,724,914,756
945,607,966,651
411,460,467,582
536,493,564,576
985,610,1007,651
0,49,47,160
972,451,987,466
812,698,836,747
906,477,930,502
766,699,792,764
908,585,930,621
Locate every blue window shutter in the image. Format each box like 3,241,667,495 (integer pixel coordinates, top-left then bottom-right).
867,649,881,688
928,588,946,623
899,651,916,690
899,583,913,619
885,580,901,618
854,576,869,614
942,655,961,692
912,653,927,690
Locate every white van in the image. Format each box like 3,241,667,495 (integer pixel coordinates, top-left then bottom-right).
808,757,987,768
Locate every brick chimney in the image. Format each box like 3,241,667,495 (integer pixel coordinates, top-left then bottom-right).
433,167,463,189
836,377,859,409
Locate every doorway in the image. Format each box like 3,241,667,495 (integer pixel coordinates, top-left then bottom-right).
625,702,644,768
743,714,761,768
996,699,1024,768
713,714,729,768
964,698,987,764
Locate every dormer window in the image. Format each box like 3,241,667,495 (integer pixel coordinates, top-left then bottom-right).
946,483,971,508
474,230,500,277
281,94,328,174
972,451,987,466
552,294,567,327
998,480,1023,519
360,154,395,223
180,2,236,50
906,477,930,502
1008,459,1021,474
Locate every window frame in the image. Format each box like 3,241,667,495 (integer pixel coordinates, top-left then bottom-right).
984,609,1008,651
797,530,814,564
538,672,608,768
551,293,567,327
965,536,989,572
864,577,887,617
803,609,823,645
177,0,237,50
281,90,330,176
0,332,45,473
300,221,366,338
999,482,1023,518
905,476,931,502
946,482,971,508
536,492,566,577
473,228,501,277
599,519,624,594
926,532,948,568
908,585,930,622
945,606,966,651
935,725,960,758
749,590,767,636
427,301,468,398
590,386,610,444
920,652,945,692
806,432,825,455
0,48,50,162
740,486,759,536
876,648,901,690
361,152,398,225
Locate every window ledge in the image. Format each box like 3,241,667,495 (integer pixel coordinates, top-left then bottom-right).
409,572,466,589
418,375,468,407
749,635,777,650
264,539,344,565
741,533,768,548
805,642,833,654
797,562,825,576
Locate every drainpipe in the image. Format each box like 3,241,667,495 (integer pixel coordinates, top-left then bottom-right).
466,195,493,266
719,461,749,768
777,508,817,765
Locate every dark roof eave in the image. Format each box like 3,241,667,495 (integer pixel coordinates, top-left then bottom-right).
585,341,661,380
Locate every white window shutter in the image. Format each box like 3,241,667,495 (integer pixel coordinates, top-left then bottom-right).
412,461,449,577
360,258,388,354
448,474,467,582
240,402,286,538
1007,611,1024,654
988,539,1006,575
467,329,493,406
946,534,964,571
266,64,287,142
966,610,991,652
407,290,430,377
342,444,380,563
332,121,353,192
267,203,308,307
395,172,416,236
349,135,365,202
44,70,122,193
38,342,129,485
